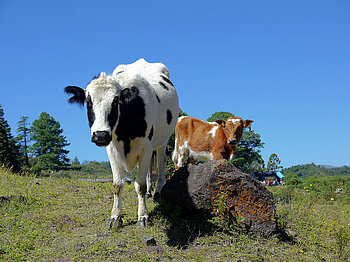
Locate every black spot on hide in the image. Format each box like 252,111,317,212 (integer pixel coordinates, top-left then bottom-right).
86,95,95,128
156,94,160,103
161,75,174,87
115,70,124,76
159,82,169,91
148,126,154,141
64,86,85,107
115,86,147,156
107,96,119,131
166,110,172,125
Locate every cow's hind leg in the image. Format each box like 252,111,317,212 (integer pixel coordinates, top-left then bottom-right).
146,151,156,199
135,147,153,227
153,146,168,201
107,144,125,229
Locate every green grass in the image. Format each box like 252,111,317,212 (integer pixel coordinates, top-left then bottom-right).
1,167,349,261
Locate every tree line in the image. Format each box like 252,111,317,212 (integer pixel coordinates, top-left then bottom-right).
284,163,350,179
0,105,69,174
1,104,282,176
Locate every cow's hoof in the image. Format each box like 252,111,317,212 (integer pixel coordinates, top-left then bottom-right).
153,192,161,202
108,215,123,230
138,217,147,228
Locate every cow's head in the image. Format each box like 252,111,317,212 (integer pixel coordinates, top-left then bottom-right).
215,117,254,147
65,72,121,147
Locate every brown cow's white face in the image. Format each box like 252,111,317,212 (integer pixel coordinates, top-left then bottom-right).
218,117,254,147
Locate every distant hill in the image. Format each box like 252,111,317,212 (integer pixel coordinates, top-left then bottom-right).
284,163,350,178
319,165,339,169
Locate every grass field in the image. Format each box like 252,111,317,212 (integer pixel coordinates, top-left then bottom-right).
1,167,349,261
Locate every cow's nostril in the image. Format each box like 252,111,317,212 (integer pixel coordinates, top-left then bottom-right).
91,131,111,146
228,139,237,145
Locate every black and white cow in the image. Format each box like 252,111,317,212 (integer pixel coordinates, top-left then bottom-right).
65,59,179,227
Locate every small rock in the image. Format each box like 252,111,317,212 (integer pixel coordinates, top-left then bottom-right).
52,259,69,262
116,240,126,247
53,215,72,226
73,242,84,252
96,232,110,238
144,246,164,254
92,186,96,190
74,189,79,193
287,229,298,237
0,196,10,205
141,236,156,246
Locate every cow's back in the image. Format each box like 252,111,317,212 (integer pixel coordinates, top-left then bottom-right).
176,116,218,152
113,59,179,149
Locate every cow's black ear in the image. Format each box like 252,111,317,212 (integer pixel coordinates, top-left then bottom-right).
64,86,85,107
215,119,226,126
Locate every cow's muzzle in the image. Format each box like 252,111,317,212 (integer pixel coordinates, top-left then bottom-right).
228,139,237,146
91,131,112,147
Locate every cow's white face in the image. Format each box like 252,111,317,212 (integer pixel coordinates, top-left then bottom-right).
216,117,254,147
225,118,244,146
65,72,121,147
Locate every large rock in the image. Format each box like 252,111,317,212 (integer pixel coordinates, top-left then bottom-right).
161,160,276,236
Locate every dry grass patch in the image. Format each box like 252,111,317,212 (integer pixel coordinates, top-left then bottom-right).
1,167,349,261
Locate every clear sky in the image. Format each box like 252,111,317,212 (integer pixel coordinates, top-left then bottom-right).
1,0,349,168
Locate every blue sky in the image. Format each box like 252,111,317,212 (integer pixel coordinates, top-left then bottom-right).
1,0,349,168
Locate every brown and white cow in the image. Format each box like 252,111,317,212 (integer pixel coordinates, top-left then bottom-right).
172,116,253,169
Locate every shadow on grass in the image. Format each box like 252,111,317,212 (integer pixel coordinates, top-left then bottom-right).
274,226,296,244
150,198,297,249
149,198,218,249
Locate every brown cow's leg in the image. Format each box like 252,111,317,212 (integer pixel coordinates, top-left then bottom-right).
212,149,227,161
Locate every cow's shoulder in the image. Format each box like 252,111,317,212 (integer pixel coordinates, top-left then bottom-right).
115,86,148,157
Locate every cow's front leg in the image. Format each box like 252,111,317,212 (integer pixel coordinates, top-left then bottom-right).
135,149,153,227
107,144,125,229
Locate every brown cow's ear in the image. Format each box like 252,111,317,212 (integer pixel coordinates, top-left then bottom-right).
215,119,226,126
243,120,254,130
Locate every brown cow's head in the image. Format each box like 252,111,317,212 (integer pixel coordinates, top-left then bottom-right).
215,117,254,147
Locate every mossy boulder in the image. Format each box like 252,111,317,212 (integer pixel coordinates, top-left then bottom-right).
161,160,277,236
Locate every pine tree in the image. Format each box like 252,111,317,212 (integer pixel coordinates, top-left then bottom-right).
266,153,282,172
30,112,70,172
16,116,30,166
0,105,21,171
71,156,81,167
